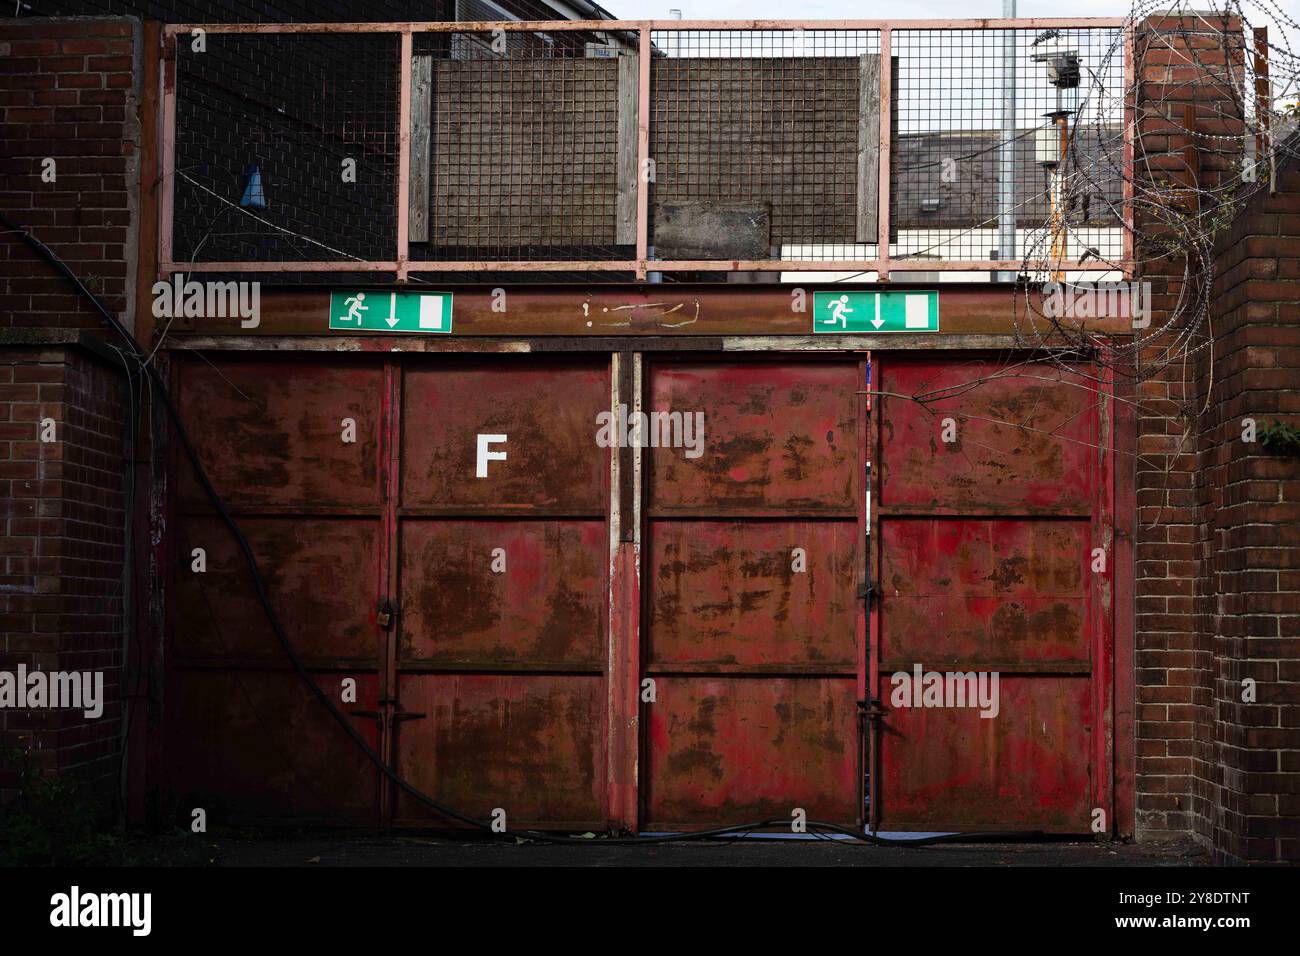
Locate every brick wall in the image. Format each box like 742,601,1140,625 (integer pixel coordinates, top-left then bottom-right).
0,17,141,333
1131,12,1246,846
0,346,129,801
1133,13,1300,863
0,16,138,805
1196,147,1300,863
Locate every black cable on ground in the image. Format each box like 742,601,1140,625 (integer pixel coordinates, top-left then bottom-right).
2,211,1015,848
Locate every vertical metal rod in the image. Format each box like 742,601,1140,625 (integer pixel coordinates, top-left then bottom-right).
607,353,625,829
1254,26,1273,194
865,354,881,833
397,29,413,282
1097,357,1116,830
1182,102,1199,211
1122,19,1135,277
635,26,652,281
854,356,869,828
997,2,1018,281
876,27,892,280
159,33,177,275
379,360,401,826
1051,112,1069,278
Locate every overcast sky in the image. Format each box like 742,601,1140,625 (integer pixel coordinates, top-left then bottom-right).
600,0,1296,105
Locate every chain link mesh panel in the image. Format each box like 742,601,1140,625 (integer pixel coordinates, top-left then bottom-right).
159,22,1134,277
892,27,1127,268
173,32,400,264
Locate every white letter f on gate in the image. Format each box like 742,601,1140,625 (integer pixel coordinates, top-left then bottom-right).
476,434,508,478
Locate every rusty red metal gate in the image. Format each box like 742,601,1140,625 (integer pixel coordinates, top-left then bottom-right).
641,359,865,829
169,357,387,823
163,349,1113,834
391,359,610,829
871,358,1112,833
166,354,613,829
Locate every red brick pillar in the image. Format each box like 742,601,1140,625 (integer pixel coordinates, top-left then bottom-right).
0,17,141,808
1131,13,1246,844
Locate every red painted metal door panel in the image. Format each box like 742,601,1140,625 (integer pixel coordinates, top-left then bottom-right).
400,520,606,668
166,670,382,823
643,360,862,829
873,359,1107,833
880,519,1091,669
395,674,605,828
168,356,385,823
646,677,858,826
393,359,610,829
173,516,381,663
647,519,857,671
647,363,857,514
400,362,608,512
176,358,384,511
877,676,1093,829
878,359,1096,515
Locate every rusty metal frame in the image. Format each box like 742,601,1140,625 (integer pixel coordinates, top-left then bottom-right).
866,354,883,832
608,352,641,831
1254,25,1270,187
396,31,413,282
157,19,1135,280
1093,358,1116,831
155,282,1135,341
856,354,876,830
159,29,176,278
379,361,401,824
1122,20,1136,279
877,28,893,280
160,20,1128,36
1110,343,1136,839
635,32,652,281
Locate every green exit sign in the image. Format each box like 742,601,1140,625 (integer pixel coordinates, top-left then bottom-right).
812,290,939,333
328,290,454,333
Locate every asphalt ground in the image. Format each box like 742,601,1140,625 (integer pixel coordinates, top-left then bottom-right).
193,832,1210,867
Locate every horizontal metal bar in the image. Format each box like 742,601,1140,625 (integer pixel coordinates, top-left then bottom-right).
721,335,1076,351
879,660,1092,675
166,260,640,274
166,259,1129,275
876,507,1094,518
166,334,1108,355
644,665,859,676
170,658,382,670
163,18,1128,38
170,336,536,353
646,260,1128,273
163,260,399,274
392,662,606,674
646,509,859,519
177,506,385,518
411,260,640,273
396,508,607,518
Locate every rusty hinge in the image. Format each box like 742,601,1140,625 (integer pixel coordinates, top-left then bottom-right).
858,697,887,722
377,695,426,723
